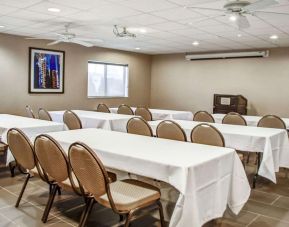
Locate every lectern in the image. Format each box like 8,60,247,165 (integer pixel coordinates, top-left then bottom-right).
213,94,247,115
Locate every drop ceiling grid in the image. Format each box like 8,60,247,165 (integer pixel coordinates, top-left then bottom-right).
0,0,288,54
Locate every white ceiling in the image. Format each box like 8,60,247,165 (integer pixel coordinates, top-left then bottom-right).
0,0,289,54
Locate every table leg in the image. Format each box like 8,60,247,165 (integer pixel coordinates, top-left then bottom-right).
253,153,261,189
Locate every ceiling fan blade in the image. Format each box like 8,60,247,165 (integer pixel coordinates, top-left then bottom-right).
70,39,94,47
237,15,250,30
47,40,62,46
79,38,104,43
243,0,279,12
185,6,226,12
254,10,289,16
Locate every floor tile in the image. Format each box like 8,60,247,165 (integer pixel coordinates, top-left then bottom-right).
249,215,289,227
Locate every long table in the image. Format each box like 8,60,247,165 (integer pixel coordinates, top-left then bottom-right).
212,113,289,129
49,110,135,132
149,120,289,184
45,128,250,227
109,107,193,121
0,114,66,164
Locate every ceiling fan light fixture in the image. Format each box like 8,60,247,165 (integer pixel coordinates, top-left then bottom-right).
270,34,278,40
229,14,238,21
48,8,61,13
192,41,199,46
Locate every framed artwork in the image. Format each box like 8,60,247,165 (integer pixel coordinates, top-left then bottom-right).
29,47,65,93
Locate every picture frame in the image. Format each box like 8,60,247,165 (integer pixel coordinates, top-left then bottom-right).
29,47,65,94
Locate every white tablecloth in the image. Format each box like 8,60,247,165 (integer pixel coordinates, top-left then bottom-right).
109,107,193,121
45,128,250,227
0,114,66,164
49,110,134,132
212,114,289,130
149,120,289,183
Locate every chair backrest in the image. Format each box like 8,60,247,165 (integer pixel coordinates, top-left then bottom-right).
135,107,152,121
63,110,82,130
117,104,134,115
193,111,215,123
156,120,187,142
26,105,35,118
97,104,110,113
7,128,36,170
222,112,247,126
34,134,70,183
191,123,225,147
38,108,52,121
68,142,111,200
257,115,286,129
127,117,153,137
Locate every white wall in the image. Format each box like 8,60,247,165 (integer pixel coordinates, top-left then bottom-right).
0,33,152,116
150,48,289,117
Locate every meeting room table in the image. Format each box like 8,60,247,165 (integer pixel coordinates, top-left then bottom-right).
0,114,66,165
43,128,250,227
109,107,193,120
212,113,289,129
49,110,135,132
149,120,289,186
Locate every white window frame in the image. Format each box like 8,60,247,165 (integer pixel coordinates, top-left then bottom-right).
87,61,129,98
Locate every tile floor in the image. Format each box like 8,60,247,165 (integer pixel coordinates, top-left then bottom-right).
1,154,289,227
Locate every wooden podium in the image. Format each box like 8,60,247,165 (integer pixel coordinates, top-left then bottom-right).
213,94,247,115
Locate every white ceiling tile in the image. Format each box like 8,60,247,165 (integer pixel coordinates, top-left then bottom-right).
150,21,188,31
49,0,109,10
0,0,42,8
119,0,177,13
0,0,288,53
151,7,203,20
0,5,19,15
120,14,167,26
7,9,57,21
27,2,80,16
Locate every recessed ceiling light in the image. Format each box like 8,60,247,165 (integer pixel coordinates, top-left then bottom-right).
135,47,141,50
48,8,61,13
237,34,242,37
139,28,147,34
0,25,5,28
270,34,278,40
192,41,199,46
229,15,237,22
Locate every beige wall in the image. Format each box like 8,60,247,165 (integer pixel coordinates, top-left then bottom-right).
0,33,152,116
150,48,289,117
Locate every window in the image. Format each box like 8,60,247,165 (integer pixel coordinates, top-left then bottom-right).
87,61,128,98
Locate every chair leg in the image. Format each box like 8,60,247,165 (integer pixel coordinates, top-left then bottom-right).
124,211,135,227
42,184,58,223
9,161,17,177
246,153,250,164
57,187,61,195
15,173,31,207
157,201,165,227
79,198,94,227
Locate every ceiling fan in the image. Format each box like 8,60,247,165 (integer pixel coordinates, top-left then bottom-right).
113,25,136,39
26,24,103,47
186,0,289,29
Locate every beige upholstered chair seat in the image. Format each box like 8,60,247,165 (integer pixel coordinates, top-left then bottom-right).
98,180,160,211
238,153,244,161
